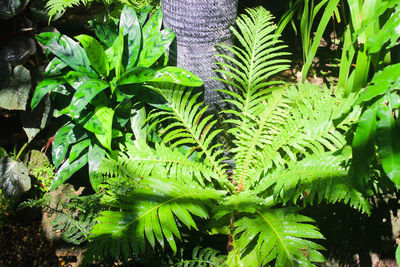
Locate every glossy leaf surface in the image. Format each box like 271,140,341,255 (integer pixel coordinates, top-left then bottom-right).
31,78,65,109
150,67,203,87
120,5,141,69
88,142,106,192
52,155,88,190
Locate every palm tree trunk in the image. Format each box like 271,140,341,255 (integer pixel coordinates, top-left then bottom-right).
161,0,238,111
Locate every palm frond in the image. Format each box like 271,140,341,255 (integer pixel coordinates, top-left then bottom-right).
45,0,87,18
228,207,325,267
85,177,223,262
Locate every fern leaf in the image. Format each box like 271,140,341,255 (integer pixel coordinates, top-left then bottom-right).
147,84,230,188
45,0,88,18
255,152,371,213
85,177,223,261
230,208,325,267
174,246,227,267
215,6,290,122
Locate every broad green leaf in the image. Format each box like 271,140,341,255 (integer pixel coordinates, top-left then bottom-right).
69,138,90,162
31,78,65,110
83,112,104,135
357,63,400,104
120,5,141,69
376,95,400,185
130,106,147,142
52,123,74,167
366,9,400,54
94,106,114,150
45,57,68,76
113,28,125,80
52,154,88,190
89,19,118,47
138,29,175,68
52,123,87,167
64,71,90,90
36,32,95,77
352,105,377,186
62,79,110,119
88,142,106,192
75,34,110,78
150,67,203,87
142,8,162,40
117,67,156,85
0,157,31,198
396,244,400,266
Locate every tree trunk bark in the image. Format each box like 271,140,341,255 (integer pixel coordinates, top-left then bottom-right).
161,0,238,111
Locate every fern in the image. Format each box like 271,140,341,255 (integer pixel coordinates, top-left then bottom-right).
86,6,369,266
173,246,227,267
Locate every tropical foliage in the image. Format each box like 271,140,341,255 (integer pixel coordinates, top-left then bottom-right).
31,6,202,191
82,7,370,266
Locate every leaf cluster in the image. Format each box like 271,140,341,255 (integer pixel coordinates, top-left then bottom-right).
31,6,202,191
84,6,371,266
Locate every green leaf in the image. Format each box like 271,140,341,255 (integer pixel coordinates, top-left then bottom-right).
52,154,88,190
120,5,141,70
62,79,110,119
233,208,325,266
83,112,103,135
31,78,65,110
366,8,400,54
88,142,106,192
352,105,377,187
45,57,68,76
113,27,125,81
142,8,162,40
52,123,87,167
396,244,400,266
0,157,31,198
117,67,156,85
357,63,400,104
0,65,31,111
75,34,110,78
94,106,114,151
138,28,175,68
130,106,147,142
36,32,95,77
150,67,203,87
69,138,90,163
86,177,222,260
89,18,118,47
376,95,400,185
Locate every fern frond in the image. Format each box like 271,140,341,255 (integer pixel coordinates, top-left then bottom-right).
45,0,87,18
229,207,325,266
147,84,230,188
255,152,371,213
100,141,219,186
215,6,290,121
174,246,227,267
85,177,223,261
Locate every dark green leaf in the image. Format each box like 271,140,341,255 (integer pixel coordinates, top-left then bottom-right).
75,34,110,78
83,112,104,135
0,157,31,198
52,154,88,190
31,77,65,110
62,79,109,119
119,5,141,69
88,142,106,192
377,95,400,185
150,67,203,87
64,71,90,90
117,67,156,85
36,32,96,77
138,29,175,68
89,19,118,47
352,105,377,186
0,65,31,111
